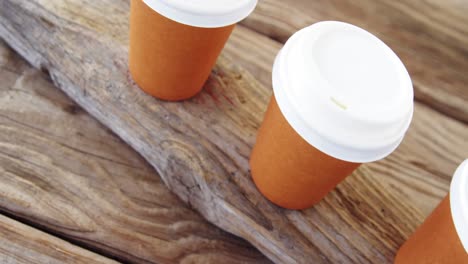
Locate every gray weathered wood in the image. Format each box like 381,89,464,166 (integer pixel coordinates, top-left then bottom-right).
0,40,268,264
0,214,118,264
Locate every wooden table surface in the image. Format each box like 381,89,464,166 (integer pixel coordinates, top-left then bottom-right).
0,0,467,263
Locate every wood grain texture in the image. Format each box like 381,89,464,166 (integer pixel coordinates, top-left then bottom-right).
225,26,468,216
241,0,468,124
0,0,465,263
0,40,268,264
0,214,117,264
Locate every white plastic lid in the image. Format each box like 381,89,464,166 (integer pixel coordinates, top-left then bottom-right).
272,21,414,163
450,159,468,254
143,0,258,28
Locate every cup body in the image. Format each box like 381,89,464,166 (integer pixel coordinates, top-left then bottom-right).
395,195,468,263
250,96,360,209
395,160,468,263
129,0,235,101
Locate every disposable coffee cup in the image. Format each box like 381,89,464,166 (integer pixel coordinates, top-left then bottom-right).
395,160,468,263
250,21,414,210
129,0,257,101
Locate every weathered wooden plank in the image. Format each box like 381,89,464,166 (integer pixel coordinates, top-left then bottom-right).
0,40,268,263
226,26,468,216
241,0,468,123
0,214,117,264
1,0,463,263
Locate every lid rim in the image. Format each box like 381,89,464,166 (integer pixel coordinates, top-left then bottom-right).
450,159,468,254
143,0,258,28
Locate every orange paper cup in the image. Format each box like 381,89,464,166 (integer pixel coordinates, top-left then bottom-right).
129,0,257,101
250,97,361,209
395,160,468,263
250,21,414,210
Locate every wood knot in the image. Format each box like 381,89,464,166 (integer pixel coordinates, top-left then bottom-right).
63,104,82,115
